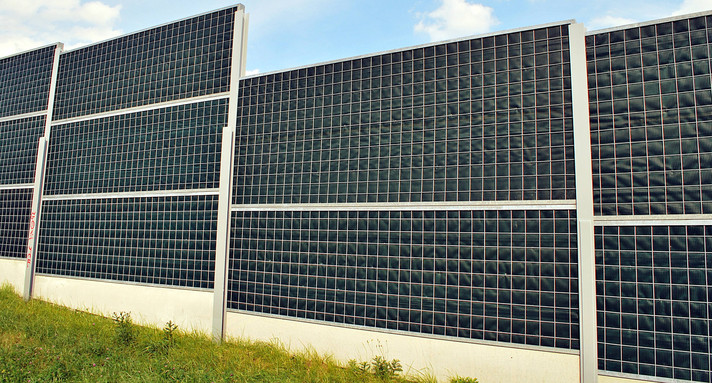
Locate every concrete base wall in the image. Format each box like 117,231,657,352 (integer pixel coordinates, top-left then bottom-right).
0,257,25,293
33,275,214,333
225,310,580,383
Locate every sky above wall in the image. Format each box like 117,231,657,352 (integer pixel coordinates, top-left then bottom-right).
1,0,711,74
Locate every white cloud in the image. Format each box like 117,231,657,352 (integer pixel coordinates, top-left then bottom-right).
0,0,121,57
587,15,637,30
245,69,261,76
414,0,498,42
671,0,712,15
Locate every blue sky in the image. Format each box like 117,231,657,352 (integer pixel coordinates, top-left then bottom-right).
1,0,711,74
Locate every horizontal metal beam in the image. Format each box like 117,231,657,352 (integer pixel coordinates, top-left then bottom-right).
595,214,712,227
231,200,577,211
0,183,34,190
0,110,47,124
43,188,220,201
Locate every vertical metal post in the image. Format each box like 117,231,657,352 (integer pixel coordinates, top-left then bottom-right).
23,43,62,301
24,138,48,300
212,4,248,342
568,23,597,383
43,43,63,140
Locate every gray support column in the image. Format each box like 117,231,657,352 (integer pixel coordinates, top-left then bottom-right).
568,23,597,383
23,43,62,301
212,4,248,342
23,138,48,300
43,43,63,139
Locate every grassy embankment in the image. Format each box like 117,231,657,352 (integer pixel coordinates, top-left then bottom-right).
0,285,477,382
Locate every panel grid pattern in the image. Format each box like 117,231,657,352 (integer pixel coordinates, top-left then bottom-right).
52,7,236,121
234,25,575,204
44,99,227,195
229,209,579,350
588,15,712,216
0,188,33,259
37,195,218,288
37,7,237,289
0,45,56,118
596,225,712,382
0,115,45,185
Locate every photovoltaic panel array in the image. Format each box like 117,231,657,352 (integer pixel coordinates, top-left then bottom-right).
230,209,579,349
234,24,576,204
0,188,33,259
229,22,581,352
0,45,59,260
37,195,218,288
0,45,56,118
44,99,228,195
596,225,712,382
36,7,239,289
52,8,236,121
0,116,45,186
588,13,712,383
588,15,712,216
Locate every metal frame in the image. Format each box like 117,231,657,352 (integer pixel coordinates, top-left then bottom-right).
568,22,598,383
43,188,219,201
596,217,712,226
0,184,33,190
227,19,587,368
23,42,63,300
231,200,577,212
0,111,47,124
212,4,248,342
23,138,47,300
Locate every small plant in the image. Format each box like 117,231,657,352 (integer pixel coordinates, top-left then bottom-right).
162,320,178,346
111,311,135,345
450,376,479,383
348,356,402,380
371,356,402,379
146,320,179,354
347,359,370,375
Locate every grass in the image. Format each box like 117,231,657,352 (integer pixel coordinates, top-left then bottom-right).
0,284,422,383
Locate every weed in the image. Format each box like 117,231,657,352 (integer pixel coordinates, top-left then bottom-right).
111,311,135,346
146,320,179,354
450,376,479,383
371,356,403,379
162,320,178,346
348,359,371,375
349,356,403,380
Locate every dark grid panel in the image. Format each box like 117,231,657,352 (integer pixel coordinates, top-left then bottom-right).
36,195,218,289
228,209,579,350
595,225,712,382
53,7,236,120
0,115,45,185
0,188,32,259
234,24,576,205
44,99,228,195
0,45,55,118
588,16,712,216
